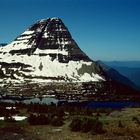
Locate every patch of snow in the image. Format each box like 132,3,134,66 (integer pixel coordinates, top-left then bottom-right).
22,30,34,35
80,73,105,82
0,116,27,121
0,117,4,120
51,17,60,21
34,48,68,55
12,116,27,121
6,107,16,110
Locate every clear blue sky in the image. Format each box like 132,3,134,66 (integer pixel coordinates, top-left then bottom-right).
0,0,140,61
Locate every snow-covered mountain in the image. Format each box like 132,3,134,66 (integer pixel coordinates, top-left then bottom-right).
0,17,139,100
0,17,105,84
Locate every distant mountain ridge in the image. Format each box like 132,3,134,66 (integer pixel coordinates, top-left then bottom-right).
105,61,140,68
104,61,140,88
98,61,139,90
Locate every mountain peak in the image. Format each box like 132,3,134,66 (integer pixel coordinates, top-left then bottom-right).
1,17,91,62
38,17,61,22
36,17,62,26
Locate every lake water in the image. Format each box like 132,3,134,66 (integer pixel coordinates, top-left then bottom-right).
86,101,140,108
0,97,140,108
23,97,58,104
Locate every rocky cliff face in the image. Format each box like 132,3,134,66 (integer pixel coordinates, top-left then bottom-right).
0,18,105,84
